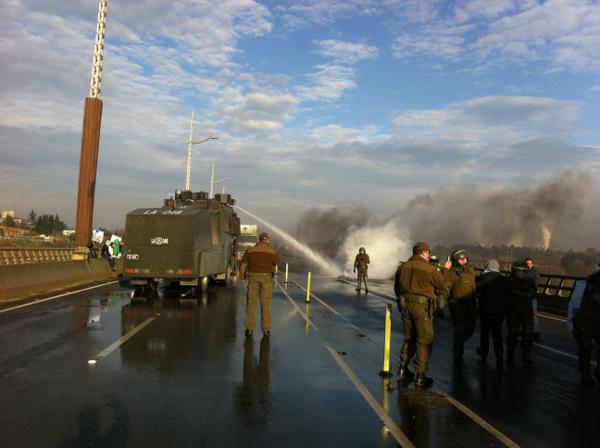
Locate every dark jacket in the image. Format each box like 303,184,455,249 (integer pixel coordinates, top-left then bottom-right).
394,255,449,300
578,271,600,323
240,241,279,277
510,275,537,301
445,265,477,302
477,271,512,315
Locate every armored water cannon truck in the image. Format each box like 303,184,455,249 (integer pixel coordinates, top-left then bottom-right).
124,189,241,296
236,224,259,262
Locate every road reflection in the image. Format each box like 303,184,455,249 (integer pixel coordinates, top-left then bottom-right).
234,336,271,424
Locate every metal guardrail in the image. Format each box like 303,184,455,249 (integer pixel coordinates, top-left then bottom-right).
0,248,76,265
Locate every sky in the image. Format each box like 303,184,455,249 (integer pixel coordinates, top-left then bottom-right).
1,0,599,246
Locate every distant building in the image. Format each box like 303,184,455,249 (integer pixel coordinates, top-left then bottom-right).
1,210,15,219
62,229,76,237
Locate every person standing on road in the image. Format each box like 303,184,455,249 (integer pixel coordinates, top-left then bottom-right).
354,247,370,294
394,242,451,389
476,259,512,368
574,262,600,387
445,249,478,364
506,260,538,366
526,257,542,340
239,232,279,338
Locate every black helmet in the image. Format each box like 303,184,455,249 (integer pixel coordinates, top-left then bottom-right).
359,247,366,253
451,249,468,265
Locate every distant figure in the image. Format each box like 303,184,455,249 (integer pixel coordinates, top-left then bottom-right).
574,262,600,387
239,232,279,338
525,257,542,340
507,260,538,366
394,242,451,389
354,247,370,293
476,259,512,368
108,242,117,271
87,241,97,258
445,249,477,364
101,240,111,268
113,239,121,258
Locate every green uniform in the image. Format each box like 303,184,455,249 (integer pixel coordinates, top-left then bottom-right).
354,252,370,292
506,275,537,363
394,256,449,374
445,265,477,359
240,241,279,333
574,271,600,380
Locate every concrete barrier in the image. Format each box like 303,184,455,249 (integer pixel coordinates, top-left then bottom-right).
0,259,116,301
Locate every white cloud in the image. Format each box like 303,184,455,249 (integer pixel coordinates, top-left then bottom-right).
390,0,600,73
454,0,517,22
218,92,296,132
393,96,582,145
296,64,357,101
392,23,471,60
314,39,379,64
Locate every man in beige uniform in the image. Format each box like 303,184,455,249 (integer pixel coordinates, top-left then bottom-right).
240,232,279,338
394,242,451,388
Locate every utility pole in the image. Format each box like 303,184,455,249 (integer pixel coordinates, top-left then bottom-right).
74,0,107,253
185,112,217,191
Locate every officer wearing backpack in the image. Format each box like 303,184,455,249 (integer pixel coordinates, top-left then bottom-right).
574,262,600,388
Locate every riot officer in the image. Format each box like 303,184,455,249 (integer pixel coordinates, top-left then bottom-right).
445,249,477,364
354,247,370,293
574,262,600,387
394,242,451,388
240,232,279,338
506,260,538,365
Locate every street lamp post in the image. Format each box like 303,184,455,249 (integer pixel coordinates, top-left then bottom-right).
185,111,217,191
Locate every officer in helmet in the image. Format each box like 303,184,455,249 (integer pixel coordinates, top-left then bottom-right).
506,259,537,365
444,249,478,364
354,247,370,293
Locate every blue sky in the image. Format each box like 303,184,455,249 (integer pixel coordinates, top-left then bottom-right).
1,0,599,247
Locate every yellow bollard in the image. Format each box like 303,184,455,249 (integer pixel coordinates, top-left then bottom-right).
285,263,289,285
379,304,392,377
305,272,312,303
305,303,311,334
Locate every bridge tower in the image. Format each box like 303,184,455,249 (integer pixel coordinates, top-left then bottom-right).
74,0,108,253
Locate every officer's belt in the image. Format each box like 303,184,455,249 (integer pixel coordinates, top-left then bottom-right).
405,294,432,304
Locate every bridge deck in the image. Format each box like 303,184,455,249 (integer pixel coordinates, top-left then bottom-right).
0,276,594,447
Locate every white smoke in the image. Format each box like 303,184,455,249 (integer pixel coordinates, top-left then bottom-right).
340,219,412,279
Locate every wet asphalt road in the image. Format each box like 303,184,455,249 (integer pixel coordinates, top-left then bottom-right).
0,276,597,447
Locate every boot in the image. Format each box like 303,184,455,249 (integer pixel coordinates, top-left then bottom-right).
415,373,433,389
397,366,415,383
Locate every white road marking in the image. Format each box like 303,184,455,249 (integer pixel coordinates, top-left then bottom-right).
295,277,525,447
326,345,415,448
291,280,362,333
0,281,119,314
538,312,566,322
277,282,319,331
95,317,157,358
442,394,520,448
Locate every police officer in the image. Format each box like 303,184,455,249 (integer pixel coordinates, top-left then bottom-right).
239,232,279,338
574,262,600,387
394,242,451,388
354,247,370,293
445,249,477,364
506,260,538,365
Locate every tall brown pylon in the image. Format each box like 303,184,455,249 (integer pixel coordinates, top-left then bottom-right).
75,1,108,248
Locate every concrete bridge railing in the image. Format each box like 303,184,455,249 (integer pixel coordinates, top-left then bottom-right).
0,248,77,265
